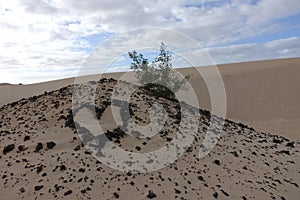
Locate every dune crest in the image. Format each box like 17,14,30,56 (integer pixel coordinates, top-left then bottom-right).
1,58,299,140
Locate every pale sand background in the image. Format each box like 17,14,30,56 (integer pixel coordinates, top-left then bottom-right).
1,58,299,140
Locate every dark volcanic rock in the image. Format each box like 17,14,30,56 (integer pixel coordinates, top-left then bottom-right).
105,127,125,141
19,187,25,193
126,171,132,176
34,185,44,191
135,146,141,151
147,190,157,199
35,142,43,152
36,165,43,174
74,145,80,151
46,141,56,149
95,106,106,120
79,168,85,173
3,144,15,154
29,95,38,102
60,165,67,171
221,189,230,196
230,151,239,157
18,145,27,152
197,176,204,181
278,150,290,155
64,190,72,196
286,142,295,148
65,110,75,129
113,192,120,198
273,137,284,144
23,135,31,141
175,188,181,194
213,192,218,198
214,159,221,165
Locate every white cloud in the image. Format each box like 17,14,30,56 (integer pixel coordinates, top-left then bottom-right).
207,37,300,64
0,0,299,83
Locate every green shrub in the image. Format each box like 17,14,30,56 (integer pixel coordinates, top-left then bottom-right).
128,42,190,100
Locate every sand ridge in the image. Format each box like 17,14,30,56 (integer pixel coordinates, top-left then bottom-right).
1,58,299,140
0,78,299,199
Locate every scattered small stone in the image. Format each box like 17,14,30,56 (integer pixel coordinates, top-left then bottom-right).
19,187,25,193
198,176,204,181
54,184,60,192
64,190,72,196
113,192,120,198
60,165,67,171
127,171,132,176
273,138,283,144
230,151,239,157
286,142,295,148
34,185,44,191
135,146,141,151
35,143,43,152
36,165,43,174
175,188,181,194
46,141,56,149
65,110,75,129
213,192,218,198
278,150,290,155
18,145,27,152
3,144,15,154
147,190,157,199
24,135,30,141
74,145,80,151
221,189,230,196
214,160,221,165
79,168,85,173
84,150,91,155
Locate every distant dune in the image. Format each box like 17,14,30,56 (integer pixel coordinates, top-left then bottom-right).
1,57,299,140
0,83,12,86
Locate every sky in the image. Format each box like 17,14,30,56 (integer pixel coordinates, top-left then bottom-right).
0,0,299,84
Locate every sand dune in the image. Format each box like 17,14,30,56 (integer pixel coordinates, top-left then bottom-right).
1,58,299,140
0,78,299,199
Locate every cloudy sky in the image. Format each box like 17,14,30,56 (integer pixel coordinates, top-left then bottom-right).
0,0,299,84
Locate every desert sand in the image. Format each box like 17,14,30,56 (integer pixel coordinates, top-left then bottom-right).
0,58,299,200
1,58,299,140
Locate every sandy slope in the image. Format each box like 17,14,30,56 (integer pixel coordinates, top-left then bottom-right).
0,78,299,200
1,58,299,140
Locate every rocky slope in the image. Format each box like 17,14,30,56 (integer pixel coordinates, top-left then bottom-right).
0,78,299,200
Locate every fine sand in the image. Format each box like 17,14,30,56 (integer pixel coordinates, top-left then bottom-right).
0,77,299,200
1,57,299,140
